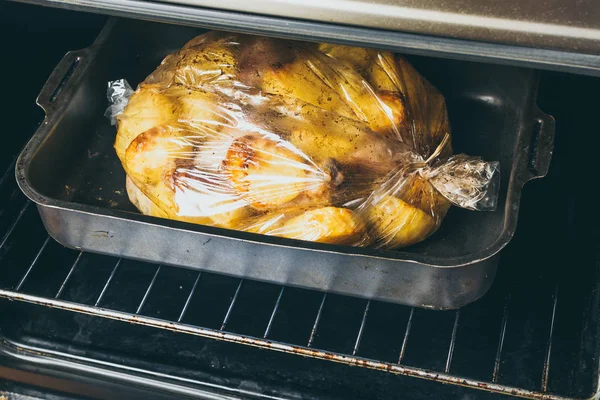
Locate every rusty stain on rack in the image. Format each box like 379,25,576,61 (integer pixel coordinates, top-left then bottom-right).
0,289,575,400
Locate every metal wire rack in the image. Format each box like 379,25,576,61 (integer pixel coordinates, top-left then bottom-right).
0,158,598,400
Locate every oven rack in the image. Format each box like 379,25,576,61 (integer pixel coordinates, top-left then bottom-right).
0,157,598,400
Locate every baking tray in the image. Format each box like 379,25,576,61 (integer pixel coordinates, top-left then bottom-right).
15,18,554,310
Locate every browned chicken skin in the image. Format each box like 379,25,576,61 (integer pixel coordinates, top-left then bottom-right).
114,33,494,248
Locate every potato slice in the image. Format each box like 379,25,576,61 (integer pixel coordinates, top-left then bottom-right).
367,196,437,248
279,207,367,245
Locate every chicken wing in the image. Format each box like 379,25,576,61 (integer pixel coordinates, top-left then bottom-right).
115,84,178,162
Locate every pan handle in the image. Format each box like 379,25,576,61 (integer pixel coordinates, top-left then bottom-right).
524,108,555,182
36,49,90,115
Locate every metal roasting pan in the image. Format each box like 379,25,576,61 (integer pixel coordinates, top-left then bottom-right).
15,18,555,309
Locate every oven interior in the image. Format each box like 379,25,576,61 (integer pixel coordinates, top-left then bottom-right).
1,2,600,399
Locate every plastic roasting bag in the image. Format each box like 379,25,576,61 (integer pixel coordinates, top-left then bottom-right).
108,32,500,249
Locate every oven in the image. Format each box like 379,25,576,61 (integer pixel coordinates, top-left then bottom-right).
1,1,600,399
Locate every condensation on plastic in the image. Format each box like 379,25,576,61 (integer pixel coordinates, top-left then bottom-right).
109,31,500,249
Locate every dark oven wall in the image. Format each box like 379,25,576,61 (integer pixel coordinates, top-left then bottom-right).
2,2,600,400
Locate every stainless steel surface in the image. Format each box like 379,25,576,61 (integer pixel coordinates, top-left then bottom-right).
159,0,600,54
15,18,555,309
12,0,600,77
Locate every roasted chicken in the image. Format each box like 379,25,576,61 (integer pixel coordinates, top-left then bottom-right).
113,32,497,249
